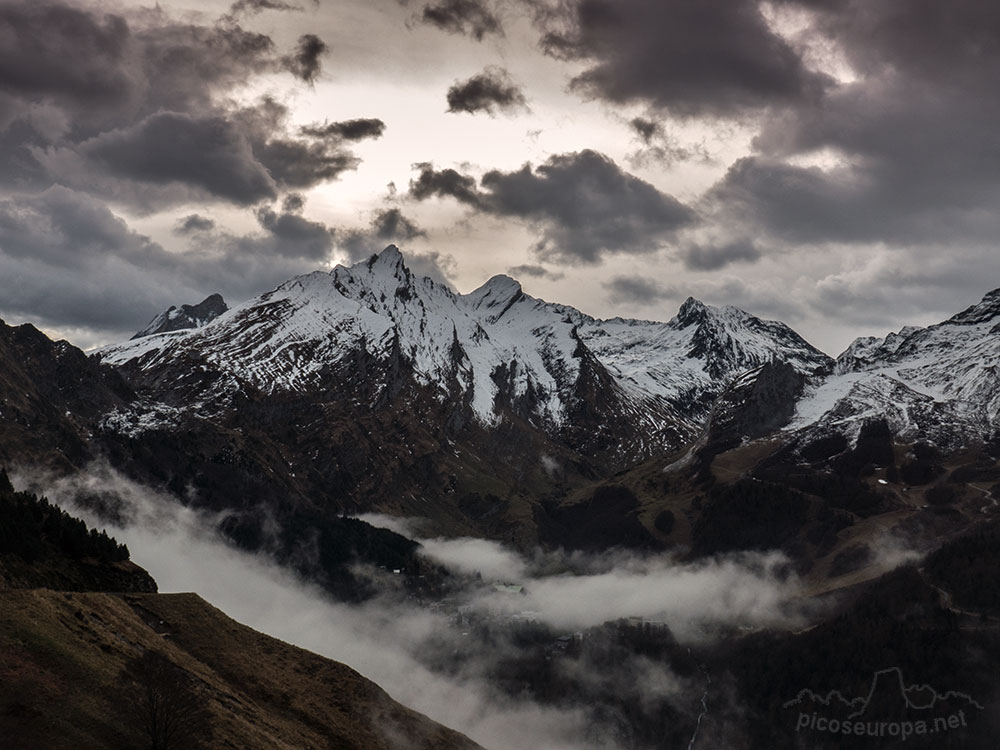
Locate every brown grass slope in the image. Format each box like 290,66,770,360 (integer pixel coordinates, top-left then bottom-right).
0,589,482,750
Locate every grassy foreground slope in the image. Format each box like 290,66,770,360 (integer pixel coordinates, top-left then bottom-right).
0,473,481,750
0,588,482,750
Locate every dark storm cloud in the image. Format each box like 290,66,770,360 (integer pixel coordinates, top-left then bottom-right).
240,103,378,190
805,245,1000,332
174,215,216,234
707,158,870,244
409,163,483,206
0,187,181,331
36,95,372,210
680,238,761,271
282,193,306,213
0,0,362,344
131,23,280,117
0,3,278,133
0,186,165,270
226,0,307,17
299,118,387,141
0,2,132,115
625,116,711,168
251,137,360,191
283,34,329,84
446,67,528,115
74,112,278,205
709,137,1000,248
781,0,1000,82
0,118,56,192
629,117,659,144
420,0,502,41
252,205,335,259
339,208,427,261
220,103,384,193
372,208,427,241
0,1,359,213
480,150,694,263
604,276,675,305
0,186,337,338
533,0,830,117
140,24,288,116
703,0,1000,250
411,151,693,263
402,250,457,284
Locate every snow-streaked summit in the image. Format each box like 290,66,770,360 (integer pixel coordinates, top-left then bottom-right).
132,293,228,339
789,287,1000,442
98,247,831,447
464,275,524,323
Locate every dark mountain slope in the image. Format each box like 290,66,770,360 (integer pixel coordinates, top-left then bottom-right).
0,470,482,750
0,590,483,750
0,319,133,471
132,293,228,339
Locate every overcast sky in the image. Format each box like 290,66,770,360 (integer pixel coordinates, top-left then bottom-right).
1,0,998,353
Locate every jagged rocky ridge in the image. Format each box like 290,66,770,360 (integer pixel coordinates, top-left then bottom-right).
132,293,228,339
99,246,831,460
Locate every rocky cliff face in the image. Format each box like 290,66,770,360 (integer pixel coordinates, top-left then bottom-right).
0,319,134,471
131,293,229,339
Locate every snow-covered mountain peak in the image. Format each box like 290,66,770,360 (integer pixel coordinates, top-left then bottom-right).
674,296,709,327
943,287,1000,326
324,246,460,326
98,247,835,450
793,286,1000,442
345,245,417,289
668,297,794,342
132,293,228,339
466,274,522,303
328,245,421,294
834,335,883,373
366,244,407,274
642,294,832,381
464,275,524,322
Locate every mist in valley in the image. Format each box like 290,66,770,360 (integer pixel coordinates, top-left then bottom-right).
14,463,837,750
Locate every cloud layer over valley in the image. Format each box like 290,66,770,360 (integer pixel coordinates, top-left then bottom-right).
14,464,824,749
